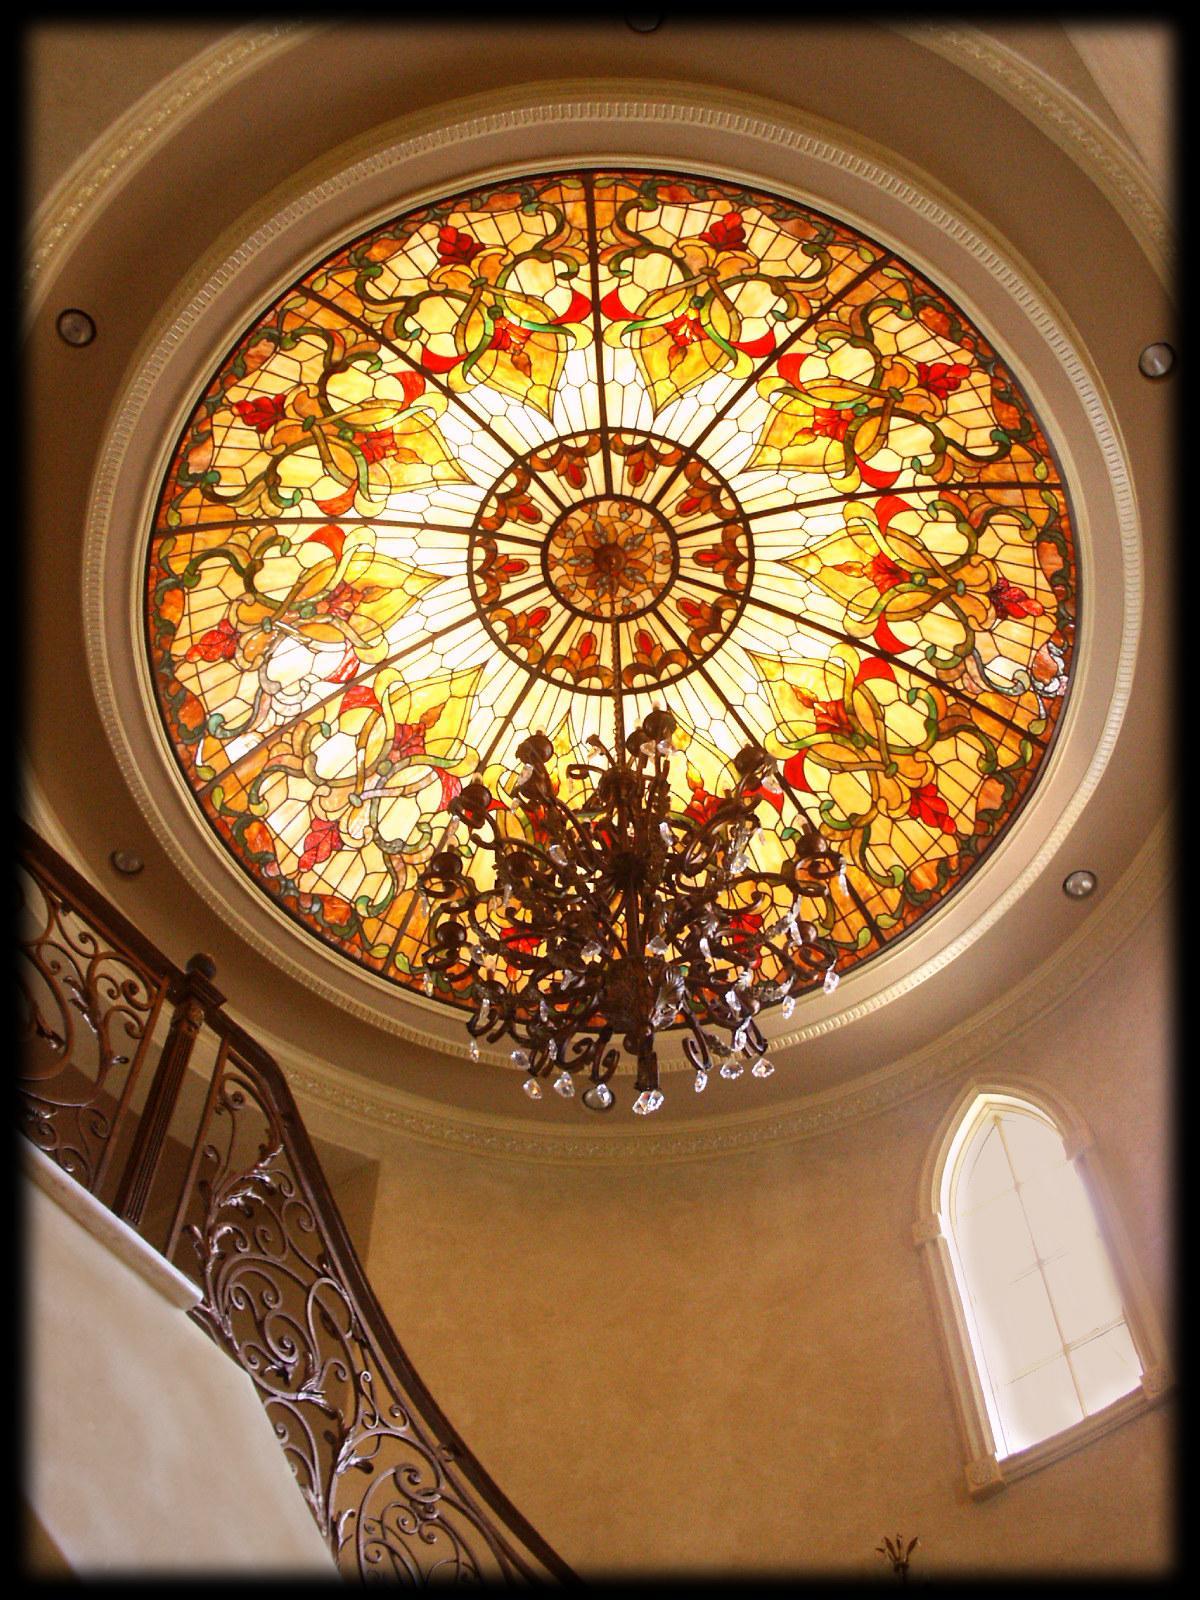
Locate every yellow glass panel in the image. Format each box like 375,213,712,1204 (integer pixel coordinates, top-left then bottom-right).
145,170,1077,1005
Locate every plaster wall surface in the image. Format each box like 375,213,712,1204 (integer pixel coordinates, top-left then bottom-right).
351,889,1174,1578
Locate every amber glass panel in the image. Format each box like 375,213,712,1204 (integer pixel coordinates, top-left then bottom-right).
145,170,1077,1004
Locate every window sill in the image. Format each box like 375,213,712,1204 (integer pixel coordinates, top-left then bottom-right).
965,1369,1173,1498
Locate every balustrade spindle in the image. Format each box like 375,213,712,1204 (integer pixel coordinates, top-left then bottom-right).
113,953,223,1231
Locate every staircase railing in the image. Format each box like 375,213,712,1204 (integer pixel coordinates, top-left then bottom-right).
18,820,576,1585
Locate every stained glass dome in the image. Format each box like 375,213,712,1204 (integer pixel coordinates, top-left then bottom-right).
145,169,1077,1014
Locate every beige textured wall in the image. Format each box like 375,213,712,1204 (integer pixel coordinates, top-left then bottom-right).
355,893,1174,1579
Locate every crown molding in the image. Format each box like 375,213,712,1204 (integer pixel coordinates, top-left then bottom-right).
896,23,1173,288
23,23,312,318
278,806,1171,1166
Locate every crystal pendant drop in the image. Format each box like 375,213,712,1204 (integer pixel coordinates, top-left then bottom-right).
632,1088,664,1115
479,998,492,1026
823,965,840,995
781,995,796,1020
422,972,434,995
648,935,669,956
659,822,673,844
751,1057,775,1078
522,1077,542,1100
552,1071,575,1098
469,1038,480,1061
511,1047,530,1068
582,941,602,963
582,1081,614,1111
719,1060,744,1080
694,1070,708,1093
548,844,568,866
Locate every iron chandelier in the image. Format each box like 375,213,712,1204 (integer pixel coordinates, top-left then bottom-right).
418,705,843,1113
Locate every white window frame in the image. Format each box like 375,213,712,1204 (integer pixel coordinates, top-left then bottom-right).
914,1077,1172,1498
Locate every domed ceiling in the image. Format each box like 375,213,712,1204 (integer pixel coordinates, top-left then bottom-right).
145,166,1077,1020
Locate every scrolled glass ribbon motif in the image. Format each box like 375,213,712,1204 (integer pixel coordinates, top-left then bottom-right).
145,169,1076,1039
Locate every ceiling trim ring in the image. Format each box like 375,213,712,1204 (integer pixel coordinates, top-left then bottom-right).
83,87,1141,1077
25,23,1170,310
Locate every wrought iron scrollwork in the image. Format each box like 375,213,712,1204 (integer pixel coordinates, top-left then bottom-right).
18,824,574,1585
180,1059,561,1583
18,852,165,1194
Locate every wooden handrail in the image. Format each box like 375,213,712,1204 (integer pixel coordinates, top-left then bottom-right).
18,824,577,1585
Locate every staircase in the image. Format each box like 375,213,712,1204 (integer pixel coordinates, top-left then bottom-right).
18,822,576,1584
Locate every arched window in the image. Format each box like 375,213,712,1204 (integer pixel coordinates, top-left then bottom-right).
915,1083,1170,1496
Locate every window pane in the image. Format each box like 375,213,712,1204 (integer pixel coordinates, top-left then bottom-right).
973,1267,1062,1387
1070,1324,1142,1415
957,1189,1035,1291
1000,1110,1065,1182
1043,1245,1125,1345
1020,1162,1096,1261
943,1098,1146,1462
959,1120,1013,1207
998,1354,1083,1454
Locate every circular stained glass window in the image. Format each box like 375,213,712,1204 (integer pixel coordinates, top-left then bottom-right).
146,169,1076,1011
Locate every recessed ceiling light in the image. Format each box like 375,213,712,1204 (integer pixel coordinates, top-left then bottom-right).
1138,342,1174,379
626,14,663,31
56,308,96,347
110,849,144,875
1062,869,1097,899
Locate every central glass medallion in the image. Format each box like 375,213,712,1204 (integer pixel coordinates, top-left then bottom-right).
471,429,751,692
546,496,674,620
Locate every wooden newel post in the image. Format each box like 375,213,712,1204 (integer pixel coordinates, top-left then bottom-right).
114,953,224,1230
